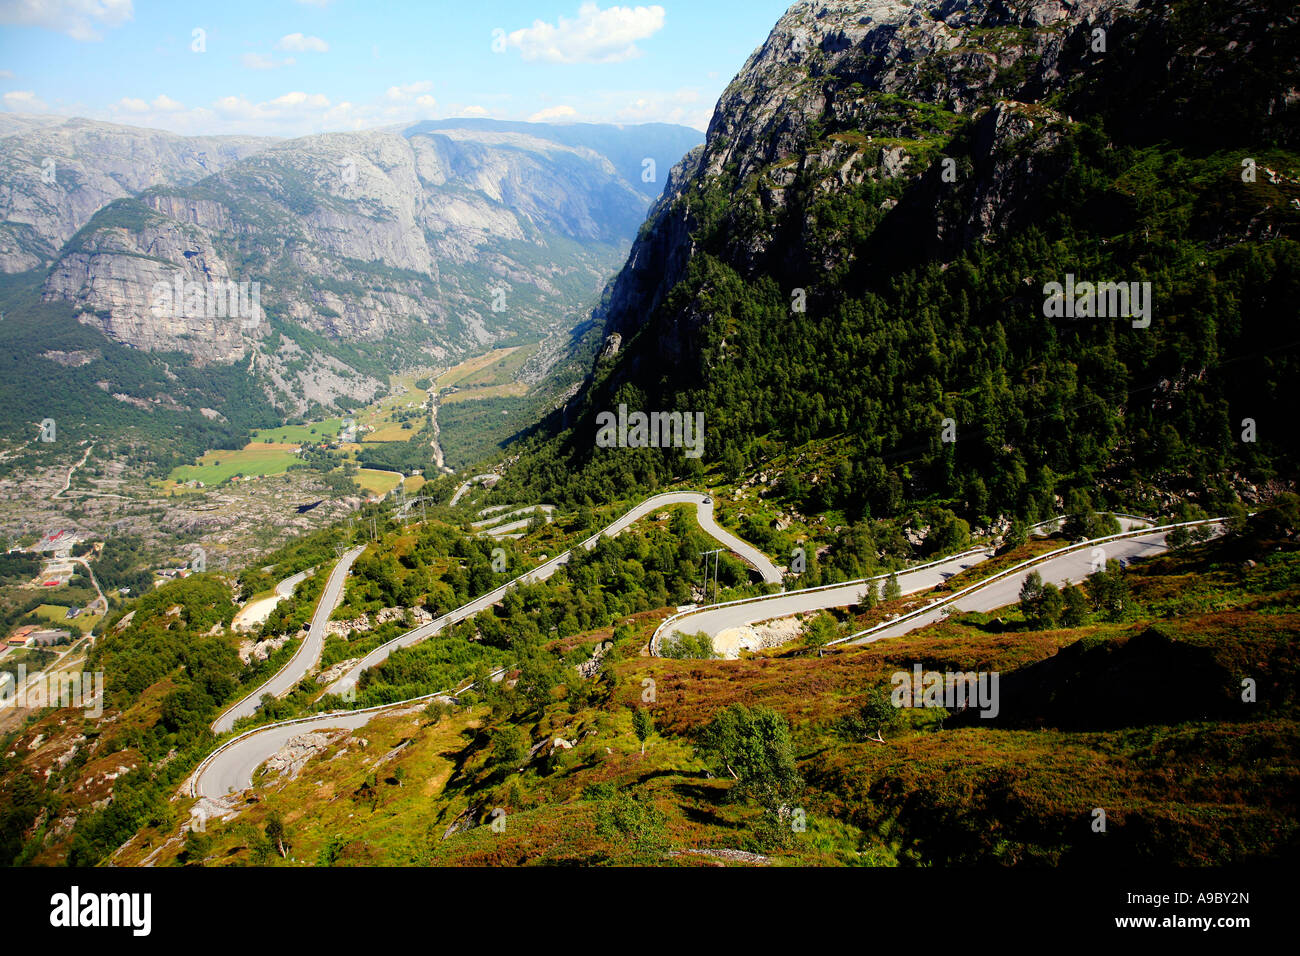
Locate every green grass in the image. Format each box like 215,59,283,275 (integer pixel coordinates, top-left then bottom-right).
250,420,343,444
169,445,302,485
356,468,403,496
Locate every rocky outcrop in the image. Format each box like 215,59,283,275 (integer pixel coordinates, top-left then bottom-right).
38,124,671,366
593,0,1149,356
263,730,341,780
0,116,270,273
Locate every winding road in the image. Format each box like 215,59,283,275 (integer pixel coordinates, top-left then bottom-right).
192,492,778,797
653,515,1159,652
323,492,780,698
191,493,1215,801
845,522,1220,645
212,547,365,734
653,548,992,653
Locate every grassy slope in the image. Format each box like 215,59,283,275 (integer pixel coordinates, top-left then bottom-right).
122,532,1298,867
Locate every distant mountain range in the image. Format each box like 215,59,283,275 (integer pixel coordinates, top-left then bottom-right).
0,115,702,430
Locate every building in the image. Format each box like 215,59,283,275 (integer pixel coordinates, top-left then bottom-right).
30,629,71,647
6,625,38,648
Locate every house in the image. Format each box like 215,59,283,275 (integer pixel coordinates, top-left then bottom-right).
6,625,38,647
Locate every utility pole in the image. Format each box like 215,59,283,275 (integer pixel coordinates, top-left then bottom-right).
699,549,723,604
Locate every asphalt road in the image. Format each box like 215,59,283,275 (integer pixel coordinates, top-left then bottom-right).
849,527,1212,644
196,493,779,796
195,709,379,798
194,509,1210,798
659,549,992,647
324,492,781,697
449,474,496,506
470,505,556,529
212,546,365,734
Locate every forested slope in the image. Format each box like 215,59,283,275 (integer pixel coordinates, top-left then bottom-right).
501,0,1300,528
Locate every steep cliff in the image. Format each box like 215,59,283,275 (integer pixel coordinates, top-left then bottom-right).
39,124,659,363
0,116,272,273
505,0,1300,521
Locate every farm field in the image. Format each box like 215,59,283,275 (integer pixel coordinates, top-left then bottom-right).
356,468,403,496
250,421,343,444
168,444,301,486
31,603,100,633
436,344,537,392
439,382,528,405
363,421,420,443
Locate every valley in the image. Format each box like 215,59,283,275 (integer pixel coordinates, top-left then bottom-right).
0,0,1296,894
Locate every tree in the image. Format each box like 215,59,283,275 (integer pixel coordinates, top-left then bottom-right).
1062,489,1096,539
1002,518,1029,551
631,707,655,755
593,788,667,856
264,810,288,859
858,685,898,742
1019,571,1063,628
856,579,878,612
802,612,837,652
1085,565,1132,622
883,571,902,602
661,631,716,659
1167,522,1195,549
181,828,211,865
696,705,802,803
491,725,530,772
1061,584,1090,627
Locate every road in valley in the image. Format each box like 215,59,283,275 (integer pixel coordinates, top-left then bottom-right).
657,549,992,651
193,493,1206,800
230,566,312,633
323,492,781,698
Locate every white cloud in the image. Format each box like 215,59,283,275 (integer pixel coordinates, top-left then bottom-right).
508,2,665,64
276,32,329,53
115,96,147,112
151,94,184,112
458,105,491,118
241,52,296,70
528,104,578,123
209,91,331,126
0,69,14,80
0,0,133,41
4,89,48,110
385,81,432,101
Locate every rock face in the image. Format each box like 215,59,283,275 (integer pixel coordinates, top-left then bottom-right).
2,115,701,412
0,115,271,273
34,122,699,368
263,731,340,780
592,0,1146,359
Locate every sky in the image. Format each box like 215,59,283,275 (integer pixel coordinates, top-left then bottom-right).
0,0,794,137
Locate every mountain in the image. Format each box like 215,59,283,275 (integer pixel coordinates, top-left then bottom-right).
504,0,1300,527
401,118,711,199
0,117,702,434
0,115,273,273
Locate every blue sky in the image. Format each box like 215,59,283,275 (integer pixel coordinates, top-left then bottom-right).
0,1,793,136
